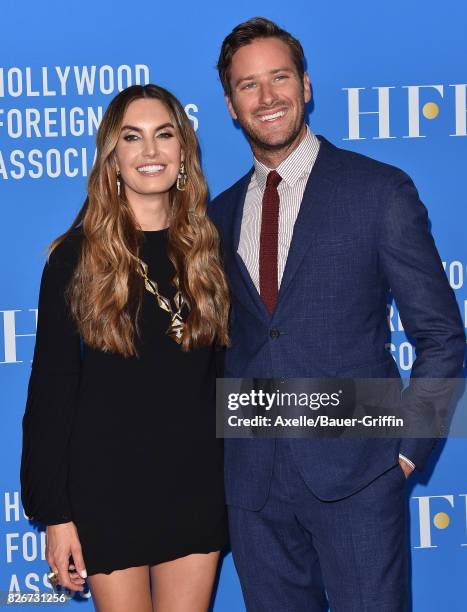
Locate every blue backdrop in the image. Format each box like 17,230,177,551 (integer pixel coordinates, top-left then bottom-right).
1,1,466,609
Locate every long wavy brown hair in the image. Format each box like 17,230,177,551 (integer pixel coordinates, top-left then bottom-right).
50,84,230,355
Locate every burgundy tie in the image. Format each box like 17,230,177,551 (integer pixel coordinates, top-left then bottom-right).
259,170,282,314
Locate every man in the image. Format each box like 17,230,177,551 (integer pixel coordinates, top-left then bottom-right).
209,17,465,612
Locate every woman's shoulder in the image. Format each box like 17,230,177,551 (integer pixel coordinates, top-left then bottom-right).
47,226,83,269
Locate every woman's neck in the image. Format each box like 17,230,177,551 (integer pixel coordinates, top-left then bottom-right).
127,192,170,231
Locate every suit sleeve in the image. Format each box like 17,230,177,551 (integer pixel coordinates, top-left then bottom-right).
378,172,465,470
20,248,82,525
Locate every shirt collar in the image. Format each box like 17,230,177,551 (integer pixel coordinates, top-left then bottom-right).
253,126,320,191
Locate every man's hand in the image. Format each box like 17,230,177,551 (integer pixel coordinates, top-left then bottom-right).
399,457,415,479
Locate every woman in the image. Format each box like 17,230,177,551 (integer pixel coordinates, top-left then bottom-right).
20,84,230,612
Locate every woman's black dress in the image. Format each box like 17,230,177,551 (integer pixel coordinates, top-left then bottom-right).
20,228,228,575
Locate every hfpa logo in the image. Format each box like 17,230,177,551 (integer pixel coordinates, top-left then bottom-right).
412,494,467,549
0,309,37,364
343,84,467,139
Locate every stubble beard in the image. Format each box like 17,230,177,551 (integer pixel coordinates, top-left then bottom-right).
239,101,306,157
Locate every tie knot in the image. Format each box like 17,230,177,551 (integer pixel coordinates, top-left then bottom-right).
266,170,282,190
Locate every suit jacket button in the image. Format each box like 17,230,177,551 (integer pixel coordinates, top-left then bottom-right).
270,328,281,339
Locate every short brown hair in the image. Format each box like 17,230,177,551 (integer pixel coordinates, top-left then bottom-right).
217,17,305,98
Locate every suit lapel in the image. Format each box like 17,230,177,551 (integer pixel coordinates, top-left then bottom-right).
226,137,341,321
276,137,340,306
228,169,270,322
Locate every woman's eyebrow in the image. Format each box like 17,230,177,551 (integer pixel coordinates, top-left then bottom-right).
121,122,175,132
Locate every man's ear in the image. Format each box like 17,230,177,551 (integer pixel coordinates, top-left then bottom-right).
225,94,238,120
303,72,311,104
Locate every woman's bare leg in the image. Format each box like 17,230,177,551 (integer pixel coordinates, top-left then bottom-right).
87,565,153,612
150,551,220,612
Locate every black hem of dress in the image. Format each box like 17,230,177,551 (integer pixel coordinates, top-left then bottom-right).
86,539,229,576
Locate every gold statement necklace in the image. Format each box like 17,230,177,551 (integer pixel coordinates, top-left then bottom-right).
137,259,186,344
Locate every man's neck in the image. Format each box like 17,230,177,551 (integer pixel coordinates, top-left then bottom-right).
251,124,308,169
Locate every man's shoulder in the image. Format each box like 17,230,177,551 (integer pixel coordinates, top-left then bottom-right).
209,169,253,220
320,136,410,186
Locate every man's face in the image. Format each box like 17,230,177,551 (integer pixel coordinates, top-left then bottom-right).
225,37,311,153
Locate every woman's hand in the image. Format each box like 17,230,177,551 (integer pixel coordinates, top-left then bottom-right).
46,522,87,592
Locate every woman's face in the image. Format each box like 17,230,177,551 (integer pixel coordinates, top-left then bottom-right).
114,98,183,201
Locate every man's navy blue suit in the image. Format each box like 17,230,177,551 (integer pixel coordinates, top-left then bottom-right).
209,135,465,610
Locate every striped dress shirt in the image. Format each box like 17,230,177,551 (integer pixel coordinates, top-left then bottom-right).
238,126,320,291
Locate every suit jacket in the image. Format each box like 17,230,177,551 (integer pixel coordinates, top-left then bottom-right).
209,135,465,508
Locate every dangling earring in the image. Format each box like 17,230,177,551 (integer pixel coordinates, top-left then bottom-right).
176,161,187,191
116,171,121,196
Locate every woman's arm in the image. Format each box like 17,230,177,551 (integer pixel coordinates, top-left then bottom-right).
20,239,82,525
21,240,88,591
